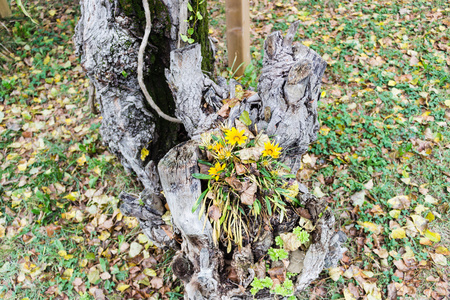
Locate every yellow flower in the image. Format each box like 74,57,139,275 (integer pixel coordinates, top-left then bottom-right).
218,148,232,160
262,141,282,158
209,162,226,180
225,127,247,146
213,142,224,153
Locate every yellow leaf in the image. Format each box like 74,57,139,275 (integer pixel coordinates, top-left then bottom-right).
98,231,111,241
58,250,67,257
411,214,428,234
430,253,447,266
425,212,435,222
444,100,450,107
49,9,56,16
93,165,101,175
358,221,382,235
401,246,415,260
116,283,130,292
391,228,406,239
77,154,86,166
68,87,76,94
424,194,438,205
387,195,410,209
414,205,428,214
143,268,157,277
0,225,5,238
424,229,440,242
320,126,331,136
63,192,79,201
79,259,88,267
419,237,432,246
235,85,244,99
302,41,313,47
328,267,343,281
18,163,27,171
62,210,76,220
43,56,50,65
436,246,450,256
141,147,149,161
6,153,19,160
62,268,73,280
343,288,357,300
70,236,84,243
389,210,401,219
388,80,397,86
137,234,149,244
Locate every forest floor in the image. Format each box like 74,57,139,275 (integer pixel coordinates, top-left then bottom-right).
0,0,449,299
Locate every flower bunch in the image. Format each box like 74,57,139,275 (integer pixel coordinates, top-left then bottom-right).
193,120,301,251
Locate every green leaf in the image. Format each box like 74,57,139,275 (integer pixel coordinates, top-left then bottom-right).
187,28,194,35
275,236,284,247
273,161,291,171
197,159,212,166
192,173,212,180
282,174,296,178
180,33,188,42
259,168,271,179
253,199,261,215
196,11,203,20
187,2,193,11
86,252,96,260
192,188,209,213
265,196,272,216
188,38,195,44
239,110,252,126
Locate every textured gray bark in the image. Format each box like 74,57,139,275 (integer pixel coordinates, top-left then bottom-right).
74,0,188,247
75,1,346,297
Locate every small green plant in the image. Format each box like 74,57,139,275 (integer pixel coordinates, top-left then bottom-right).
250,276,296,298
293,227,310,244
275,235,284,248
180,0,205,44
268,247,289,262
240,63,258,89
250,276,273,295
271,279,295,297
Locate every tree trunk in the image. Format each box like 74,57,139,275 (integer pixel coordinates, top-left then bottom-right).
75,1,346,298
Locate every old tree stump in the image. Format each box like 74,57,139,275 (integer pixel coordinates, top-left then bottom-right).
75,0,347,298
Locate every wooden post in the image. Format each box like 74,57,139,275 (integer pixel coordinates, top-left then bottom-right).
0,0,11,18
225,0,250,77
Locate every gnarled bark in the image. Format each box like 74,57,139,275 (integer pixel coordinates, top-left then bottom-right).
75,1,346,298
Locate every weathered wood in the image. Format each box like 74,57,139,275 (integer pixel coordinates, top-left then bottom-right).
75,2,346,298
0,0,11,18
256,21,327,174
166,44,228,137
158,141,223,299
225,0,251,76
